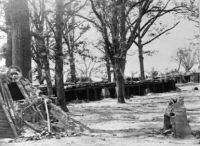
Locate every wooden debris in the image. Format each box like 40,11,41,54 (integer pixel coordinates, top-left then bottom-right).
44,99,51,133
23,120,42,133
0,70,92,139
49,103,92,132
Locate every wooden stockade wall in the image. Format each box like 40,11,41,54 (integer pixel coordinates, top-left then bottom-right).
174,73,200,83
40,80,176,102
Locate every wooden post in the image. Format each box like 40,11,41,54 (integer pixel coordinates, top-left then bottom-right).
86,86,89,101
139,84,141,95
127,86,130,97
162,81,164,93
94,87,97,100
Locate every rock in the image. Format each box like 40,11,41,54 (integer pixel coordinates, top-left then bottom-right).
194,87,198,90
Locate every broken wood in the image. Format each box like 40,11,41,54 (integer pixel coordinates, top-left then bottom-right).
23,120,42,133
44,99,51,133
49,103,92,132
17,81,45,120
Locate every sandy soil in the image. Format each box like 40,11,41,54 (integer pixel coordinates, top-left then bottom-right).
1,83,200,146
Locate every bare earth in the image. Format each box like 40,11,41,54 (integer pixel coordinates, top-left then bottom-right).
1,83,200,146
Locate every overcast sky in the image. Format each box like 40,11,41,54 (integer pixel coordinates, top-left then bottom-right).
125,19,197,76
87,16,197,77
0,5,197,79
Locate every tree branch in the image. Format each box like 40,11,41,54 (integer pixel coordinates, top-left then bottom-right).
143,22,179,46
0,26,8,33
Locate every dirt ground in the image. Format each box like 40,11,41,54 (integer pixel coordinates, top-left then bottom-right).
1,83,200,146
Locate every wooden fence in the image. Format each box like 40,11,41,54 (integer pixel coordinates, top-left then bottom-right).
40,79,176,102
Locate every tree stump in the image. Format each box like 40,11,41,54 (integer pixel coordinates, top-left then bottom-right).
163,97,191,138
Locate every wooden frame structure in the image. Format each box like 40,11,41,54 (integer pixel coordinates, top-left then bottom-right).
0,78,44,138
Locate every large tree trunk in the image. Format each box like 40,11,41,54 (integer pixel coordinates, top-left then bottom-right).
5,29,12,67
138,44,145,80
115,0,126,103
55,0,68,112
4,1,12,67
113,59,126,103
138,0,145,81
10,0,31,79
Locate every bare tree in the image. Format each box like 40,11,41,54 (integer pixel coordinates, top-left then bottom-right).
78,0,140,103
135,0,180,80
175,47,196,72
55,0,68,112
78,0,182,103
76,56,105,81
63,0,90,83
29,0,53,95
93,40,112,82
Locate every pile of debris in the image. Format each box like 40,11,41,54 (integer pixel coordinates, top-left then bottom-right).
0,66,91,141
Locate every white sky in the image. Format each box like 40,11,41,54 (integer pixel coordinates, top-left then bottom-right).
125,19,197,76
0,19,197,78
0,2,198,79
87,18,197,77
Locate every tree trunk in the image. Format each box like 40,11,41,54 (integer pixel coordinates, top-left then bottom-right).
37,37,53,95
39,0,53,96
106,57,111,82
138,0,145,81
5,1,12,67
105,49,111,82
69,49,76,83
6,30,12,67
113,59,125,103
177,59,181,72
10,0,31,78
138,44,145,80
115,0,126,103
55,0,68,112
36,64,44,85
